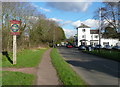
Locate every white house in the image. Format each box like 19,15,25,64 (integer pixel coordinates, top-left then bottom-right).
74,23,119,47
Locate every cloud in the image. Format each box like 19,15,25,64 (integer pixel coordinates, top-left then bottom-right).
83,19,99,28
72,20,81,27
72,19,99,28
61,20,73,26
63,19,99,38
47,2,92,12
48,19,73,26
1,0,119,2
48,18,63,22
31,3,51,12
39,7,51,12
63,28,77,38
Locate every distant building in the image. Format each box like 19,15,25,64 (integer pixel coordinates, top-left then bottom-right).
74,23,119,47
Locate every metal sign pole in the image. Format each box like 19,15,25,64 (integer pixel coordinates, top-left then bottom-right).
13,35,16,64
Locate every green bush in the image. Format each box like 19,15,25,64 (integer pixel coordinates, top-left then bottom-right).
85,50,120,61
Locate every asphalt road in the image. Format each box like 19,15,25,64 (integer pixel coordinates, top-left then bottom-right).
57,47,120,86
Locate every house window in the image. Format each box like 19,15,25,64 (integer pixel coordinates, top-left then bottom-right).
82,29,86,32
94,35,98,38
82,35,86,38
103,42,109,45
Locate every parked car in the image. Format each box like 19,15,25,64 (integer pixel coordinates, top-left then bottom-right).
112,46,120,50
86,45,94,51
103,45,112,50
78,45,86,50
94,45,102,49
66,43,73,48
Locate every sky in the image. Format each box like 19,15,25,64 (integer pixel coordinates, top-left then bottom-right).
30,2,104,38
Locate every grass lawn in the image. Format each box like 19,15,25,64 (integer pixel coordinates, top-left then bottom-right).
50,48,87,86
84,49,120,61
2,71,34,85
2,48,47,68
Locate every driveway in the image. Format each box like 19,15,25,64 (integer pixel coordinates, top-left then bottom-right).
57,47,120,86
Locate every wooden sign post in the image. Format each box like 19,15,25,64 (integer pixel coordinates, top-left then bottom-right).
10,20,20,64
13,35,16,64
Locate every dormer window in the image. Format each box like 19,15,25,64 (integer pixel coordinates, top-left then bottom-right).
82,29,85,32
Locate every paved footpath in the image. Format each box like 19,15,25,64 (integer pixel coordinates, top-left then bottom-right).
36,48,61,85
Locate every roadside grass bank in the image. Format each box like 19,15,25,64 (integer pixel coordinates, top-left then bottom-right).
0,53,1,66
83,49,120,62
2,48,47,68
50,48,87,86
2,71,34,85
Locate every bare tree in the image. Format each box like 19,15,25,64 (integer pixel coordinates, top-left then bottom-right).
94,2,119,30
2,2,66,50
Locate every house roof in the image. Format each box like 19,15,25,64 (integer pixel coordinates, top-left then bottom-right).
77,23,90,28
90,30,99,34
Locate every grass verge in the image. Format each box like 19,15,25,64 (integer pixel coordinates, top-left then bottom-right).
84,50,120,62
2,71,34,85
2,48,47,68
50,48,87,86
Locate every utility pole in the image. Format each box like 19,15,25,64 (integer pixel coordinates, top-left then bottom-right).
118,2,120,87
118,1,120,33
99,8,102,50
